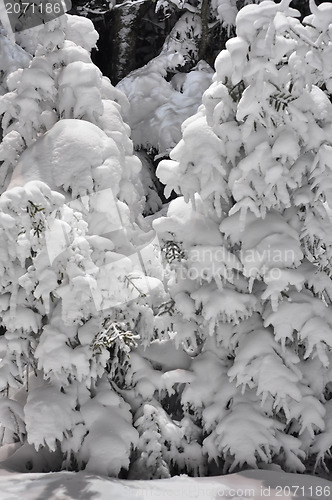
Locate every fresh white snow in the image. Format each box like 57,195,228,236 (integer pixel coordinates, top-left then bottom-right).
0,468,331,500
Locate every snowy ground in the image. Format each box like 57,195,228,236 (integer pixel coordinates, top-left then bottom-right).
0,469,331,500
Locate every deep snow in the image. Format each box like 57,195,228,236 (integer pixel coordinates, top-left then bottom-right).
0,469,331,500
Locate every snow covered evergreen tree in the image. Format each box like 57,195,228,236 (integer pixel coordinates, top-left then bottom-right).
0,13,174,476
3,0,332,480
92,0,259,84
114,0,274,157
155,0,332,473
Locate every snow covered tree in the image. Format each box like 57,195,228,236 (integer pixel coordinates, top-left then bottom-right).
85,0,255,84
70,0,317,86
4,0,332,481
155,0,332,474
115,40,214,219
117,55,213,156
0,13,173,476
123,336,205,478
112,1,272,219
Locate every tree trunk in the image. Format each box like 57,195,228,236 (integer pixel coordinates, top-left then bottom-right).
111,0,149,84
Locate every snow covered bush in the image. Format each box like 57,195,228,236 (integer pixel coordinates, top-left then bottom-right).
155,0,332,473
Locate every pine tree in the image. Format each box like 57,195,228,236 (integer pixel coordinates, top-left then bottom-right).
0,13,168,475
155,0,332,473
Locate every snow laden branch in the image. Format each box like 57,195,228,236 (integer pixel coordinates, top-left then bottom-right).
165,0,198,13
